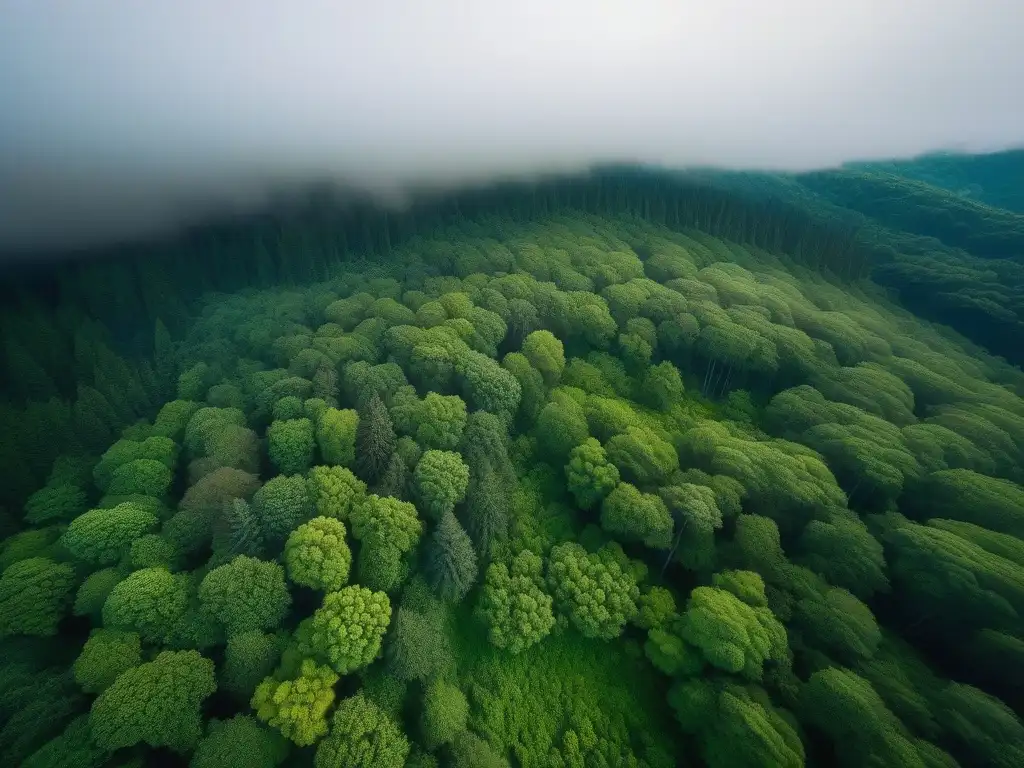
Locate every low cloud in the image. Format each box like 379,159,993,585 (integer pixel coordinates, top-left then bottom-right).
1,1,1022,255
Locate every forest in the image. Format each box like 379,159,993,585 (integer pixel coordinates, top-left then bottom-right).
1,152,1023,767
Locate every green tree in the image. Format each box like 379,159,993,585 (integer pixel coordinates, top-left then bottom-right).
199,556,291,635
385,603,453,682
307,465,367,521
252,658,338,747
222,631,284,702
61,502,159,566
642,361,684,411
73,629,142,694
0,557,76,638
476,549,555,653
415,393,468,450
670,680,804,768
802,666,935,768
421,679,469,748
547,542,639,640
285,517,352,592
522,330,566,387
316,407,359,467
102,567,189,644
268,418,316,475
355,394,397,484
424,511,479,602
315,692,409,768
678,582,787,681
89,650,216,753
601,482,673,549
414,450,470,520
308,586,392,674
565,438,620,509
253,474,312,543
605,427,678,487
191,715,288,768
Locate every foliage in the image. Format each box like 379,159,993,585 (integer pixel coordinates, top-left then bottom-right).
308,585,392,674
89,649,216,753
564,438,620,509
315,692,409,768
252,658,338,747
198,555,291,634
424,511,479,602
73,628,142,693
284,516,352,591
414,449,470,520
190,715,288,768
477,549,555,653
0,557,76,638
6,168,1024,765
547,542,639,640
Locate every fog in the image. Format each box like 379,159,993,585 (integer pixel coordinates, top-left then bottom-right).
1,1,1022,254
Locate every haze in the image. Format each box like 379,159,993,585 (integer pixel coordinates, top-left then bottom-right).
1,1,1022,255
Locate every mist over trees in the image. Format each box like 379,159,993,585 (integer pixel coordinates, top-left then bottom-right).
1,155,1023,766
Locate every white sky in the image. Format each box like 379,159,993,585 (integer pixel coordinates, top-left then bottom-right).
1,1,1022,251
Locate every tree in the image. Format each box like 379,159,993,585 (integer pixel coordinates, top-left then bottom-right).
285,517,352,592
678,583,787,681
61,502,159,566
24,483,88,525
424,511,479,602
314,693,409,768
415,393,467,450
636,586,676,631
547,542,639,640
605,427,678,487
670,680,804,768
385,603,453,682
355,394,397,484
253,474,312,543
476,550,555,653
252,658,338,747
268,418,316,475
421,679,469,749
308,586,392,674
89,650,216,753
642,361,684,411
565,438,620,509
0,557,76,638
534,396,589,466
73,629,142,694
316,407,359,467
199,556,291,635
73,567,123,620
222,631,284,702
307,465,367,521
456,350,522,423
414,450,470,520
191,715,288,768
938,682,1024,768
350,494,423,556
795,586,881,663
802,666,936,768
601,482,673,549
522,330,565,386
659,483,723,573
798,510,889,599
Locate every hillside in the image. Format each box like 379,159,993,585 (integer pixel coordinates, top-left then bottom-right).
1,163,1023,767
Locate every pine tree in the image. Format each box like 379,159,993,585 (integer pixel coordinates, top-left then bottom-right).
355,394,397,485
424,512,478,603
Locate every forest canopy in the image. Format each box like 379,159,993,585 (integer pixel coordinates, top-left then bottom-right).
1,158,1023,766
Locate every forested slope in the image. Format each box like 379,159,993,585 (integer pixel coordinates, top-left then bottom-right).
1,167,1024,767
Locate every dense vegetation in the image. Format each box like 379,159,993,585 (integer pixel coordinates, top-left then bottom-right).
1,158,1023,766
